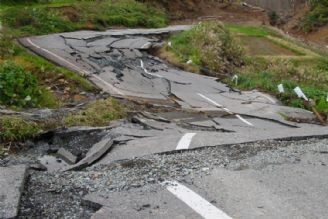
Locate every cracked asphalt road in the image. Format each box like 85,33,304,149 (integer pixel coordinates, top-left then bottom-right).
8,26,328,218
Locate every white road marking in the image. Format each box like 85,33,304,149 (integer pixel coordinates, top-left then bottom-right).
176,133,196,150
197,93,254,126
140,60,163,78
26,38,124,95
165,181,233,219
197,93,222,107
141,42,151,49
236,115,254,126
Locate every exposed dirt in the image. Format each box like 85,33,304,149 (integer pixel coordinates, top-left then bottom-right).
280,3,328,48
143,0,268,25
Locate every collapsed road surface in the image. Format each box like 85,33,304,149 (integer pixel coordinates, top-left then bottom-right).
0,26,327,218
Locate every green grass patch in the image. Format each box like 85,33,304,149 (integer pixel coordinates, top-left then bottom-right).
0,116,42,142
1,0,168,37
64,98,126,127
227,24,269,37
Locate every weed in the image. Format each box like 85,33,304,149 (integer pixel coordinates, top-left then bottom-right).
0,62,43,107
0,116,42,142
64,98,126,127
169,21,244,76
1,0,168,36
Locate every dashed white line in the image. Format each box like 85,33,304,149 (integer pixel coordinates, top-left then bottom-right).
26,38,124,96
176,133,196,150
197,93,254,126
165,181,233,219
198,93,223,107
235,115,254,126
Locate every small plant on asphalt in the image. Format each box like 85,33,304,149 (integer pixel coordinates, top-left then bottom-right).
64,98,126,127
0,116,41,142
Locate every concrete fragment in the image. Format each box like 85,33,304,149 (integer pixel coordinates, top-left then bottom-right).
38,155,69,172
0,165,27,219
63,137,113,171
57,148,77,164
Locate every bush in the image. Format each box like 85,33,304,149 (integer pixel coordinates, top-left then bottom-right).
268,11,280,26
0,30,18,58
170,21,244,76
0,62,42,107
193,22,244,74
299,0,328,32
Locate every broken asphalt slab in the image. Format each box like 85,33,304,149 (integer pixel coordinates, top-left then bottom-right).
0,165,27,219
19,26,318,125
63,137,114,171
18,26,328,168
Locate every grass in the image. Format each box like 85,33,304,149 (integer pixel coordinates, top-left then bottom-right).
0,116,42,142
0,42,95,109
163,22,328,117
64,98,126,127
227,24,270,37
1,0,168,37
167,21,244,76
0,97,126,143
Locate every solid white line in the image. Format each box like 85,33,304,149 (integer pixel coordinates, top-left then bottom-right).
197,93,222,107
236,115,254,126
165,181,233,219
197,93,253,126
26,38,124,96
176,133,196,150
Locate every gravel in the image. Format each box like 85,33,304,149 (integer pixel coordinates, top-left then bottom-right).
17,138,328,218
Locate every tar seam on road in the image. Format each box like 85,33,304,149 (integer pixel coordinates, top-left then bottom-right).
165,181,233,219
26,38,124,96
197,93,254,126
176,133,197,150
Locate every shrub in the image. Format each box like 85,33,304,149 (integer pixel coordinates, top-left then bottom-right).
191,21,244,74
299,0,328,32
0,62,42,107
268,11,280,26
170,21,244,76
0,30,18,58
